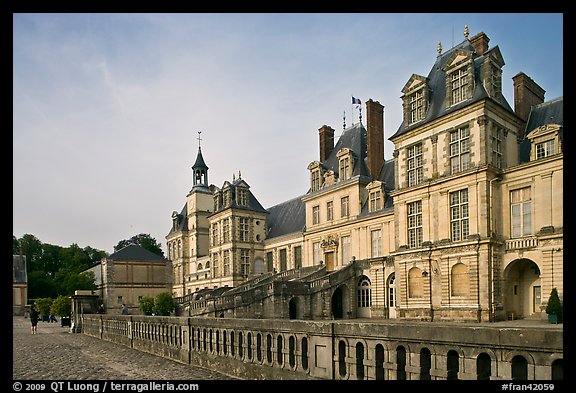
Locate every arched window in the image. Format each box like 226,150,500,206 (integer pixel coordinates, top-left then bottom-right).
551,359,563,380
357,277,372,308
338,340,347,377
301,337,309,370
375,344,385,380
451,263,469,297
447,350,459,380
477,353,491,380
420,347,431,380
397,346,406,380
512,355,528,380
356,342,365,380
409,267,424,298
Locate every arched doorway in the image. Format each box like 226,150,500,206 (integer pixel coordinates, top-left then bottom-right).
387,273,397,319
331,285,349,319
288,297,301,319
357,276,372,318
504,259,542,319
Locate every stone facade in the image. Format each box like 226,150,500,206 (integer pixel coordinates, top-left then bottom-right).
168,27,563,324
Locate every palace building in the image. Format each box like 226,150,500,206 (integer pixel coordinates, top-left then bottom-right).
166,28,562,322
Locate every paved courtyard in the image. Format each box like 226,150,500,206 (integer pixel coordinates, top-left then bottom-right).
12,316,237,380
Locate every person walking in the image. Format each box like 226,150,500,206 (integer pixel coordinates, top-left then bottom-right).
29,303,39,334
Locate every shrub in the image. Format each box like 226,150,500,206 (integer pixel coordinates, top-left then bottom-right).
51,295,71,317
545,288,563,318
35,297,53,316
139,296,155,315
153,292,175,316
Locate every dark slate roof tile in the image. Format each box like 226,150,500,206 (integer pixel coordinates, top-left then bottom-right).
266,195,306,239
108,244,166,262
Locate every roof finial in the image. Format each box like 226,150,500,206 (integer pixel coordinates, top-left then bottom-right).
437,41,442,56
464,25,469,39
343,110,346,130
197,131,202,148
232,172,235,181
238,170,241,179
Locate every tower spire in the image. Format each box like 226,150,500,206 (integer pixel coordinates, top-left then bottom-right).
192,131,208,189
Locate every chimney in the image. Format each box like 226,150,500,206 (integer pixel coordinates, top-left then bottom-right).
366,99,385,179
512,72,546,128
470,32,490,55
318,125,334,163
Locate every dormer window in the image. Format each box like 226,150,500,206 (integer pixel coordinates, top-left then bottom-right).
237,188,248,206
308,161,324,192
527,124,562,161
336,148,354,181
366,181,385,213
401,74,429,126
443,50,474,108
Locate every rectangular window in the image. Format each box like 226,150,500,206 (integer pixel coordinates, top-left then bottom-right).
223,250,230,276
117,296,123,304
450,126,471,174
212,223,219,246
409,90,425,124
369,190,382,212
279,249,287,271
239,217,249,242
237,189,248,206
450,189,469,241
294,246,302,269
492,127,503,168
371,229,382,258
311,170,321,192
407,143,423,186
313,242,321,265
326,201,333,221
212,253,219,277
451,67,469,104
511,187,532,238
536,140,555,159
312,205,320,225
407,201,423,248
339,157,350,180
222,218,230,243
341,196,350,217
266,251,274,272
240,249,250,276
341,236,350,265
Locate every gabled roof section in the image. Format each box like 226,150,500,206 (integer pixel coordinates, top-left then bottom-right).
167,203,188,237
322,123,370,178
401,74,428,94
108,244,166,262
520,96,563,163
390,39,514,140
266,195,306,239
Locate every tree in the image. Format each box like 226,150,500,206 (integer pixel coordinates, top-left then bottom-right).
545,288,563,322
51,295,71,317
27,271,58,299
16,234,43,272
55,270,97,296
35,297,53,317
139,296,155,315
153,292,175,316
115,233,164,257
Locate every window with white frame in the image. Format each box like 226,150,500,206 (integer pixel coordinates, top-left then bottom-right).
341,235,350,265
357,277,372,308
451,67,470,105
371,229,382,257
511,187,532,238
240,249,250,276
491,127,503,168
407,143,423,186
450,189,469,241
536,140,556,159
339,156,351,181
212,253,219,277
313,242,321,265
450,126,471,174
341,196,350,217
223,250,230,276
312,205,320,225
326,201,333,221
369,189,382,212
212,223,219,246
239,217,249,241
222,218,230,243
237,188,248,206
409,90,425,124
407,201,423,248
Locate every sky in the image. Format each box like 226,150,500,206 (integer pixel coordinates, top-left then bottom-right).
13,13,563,255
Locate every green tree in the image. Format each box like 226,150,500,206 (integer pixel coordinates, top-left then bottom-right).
545,288,563,321
138,296,155,315
153,292,175,316
115,233,164,257
16,234,43,272
55,270,97,296
27,271,58,299
35,297,53,317
51,295,71,317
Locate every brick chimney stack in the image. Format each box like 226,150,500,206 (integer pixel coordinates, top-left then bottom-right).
318,125,335,163
512,72,545,133
366,99,385,179
470,32,490,55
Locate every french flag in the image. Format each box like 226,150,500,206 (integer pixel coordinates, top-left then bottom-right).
352,96,361,105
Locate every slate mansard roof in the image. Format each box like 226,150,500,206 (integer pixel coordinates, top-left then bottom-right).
390,39,513,140
520,96,563,163
266,195,307,239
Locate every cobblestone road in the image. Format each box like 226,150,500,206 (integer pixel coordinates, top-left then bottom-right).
12,316,237,380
